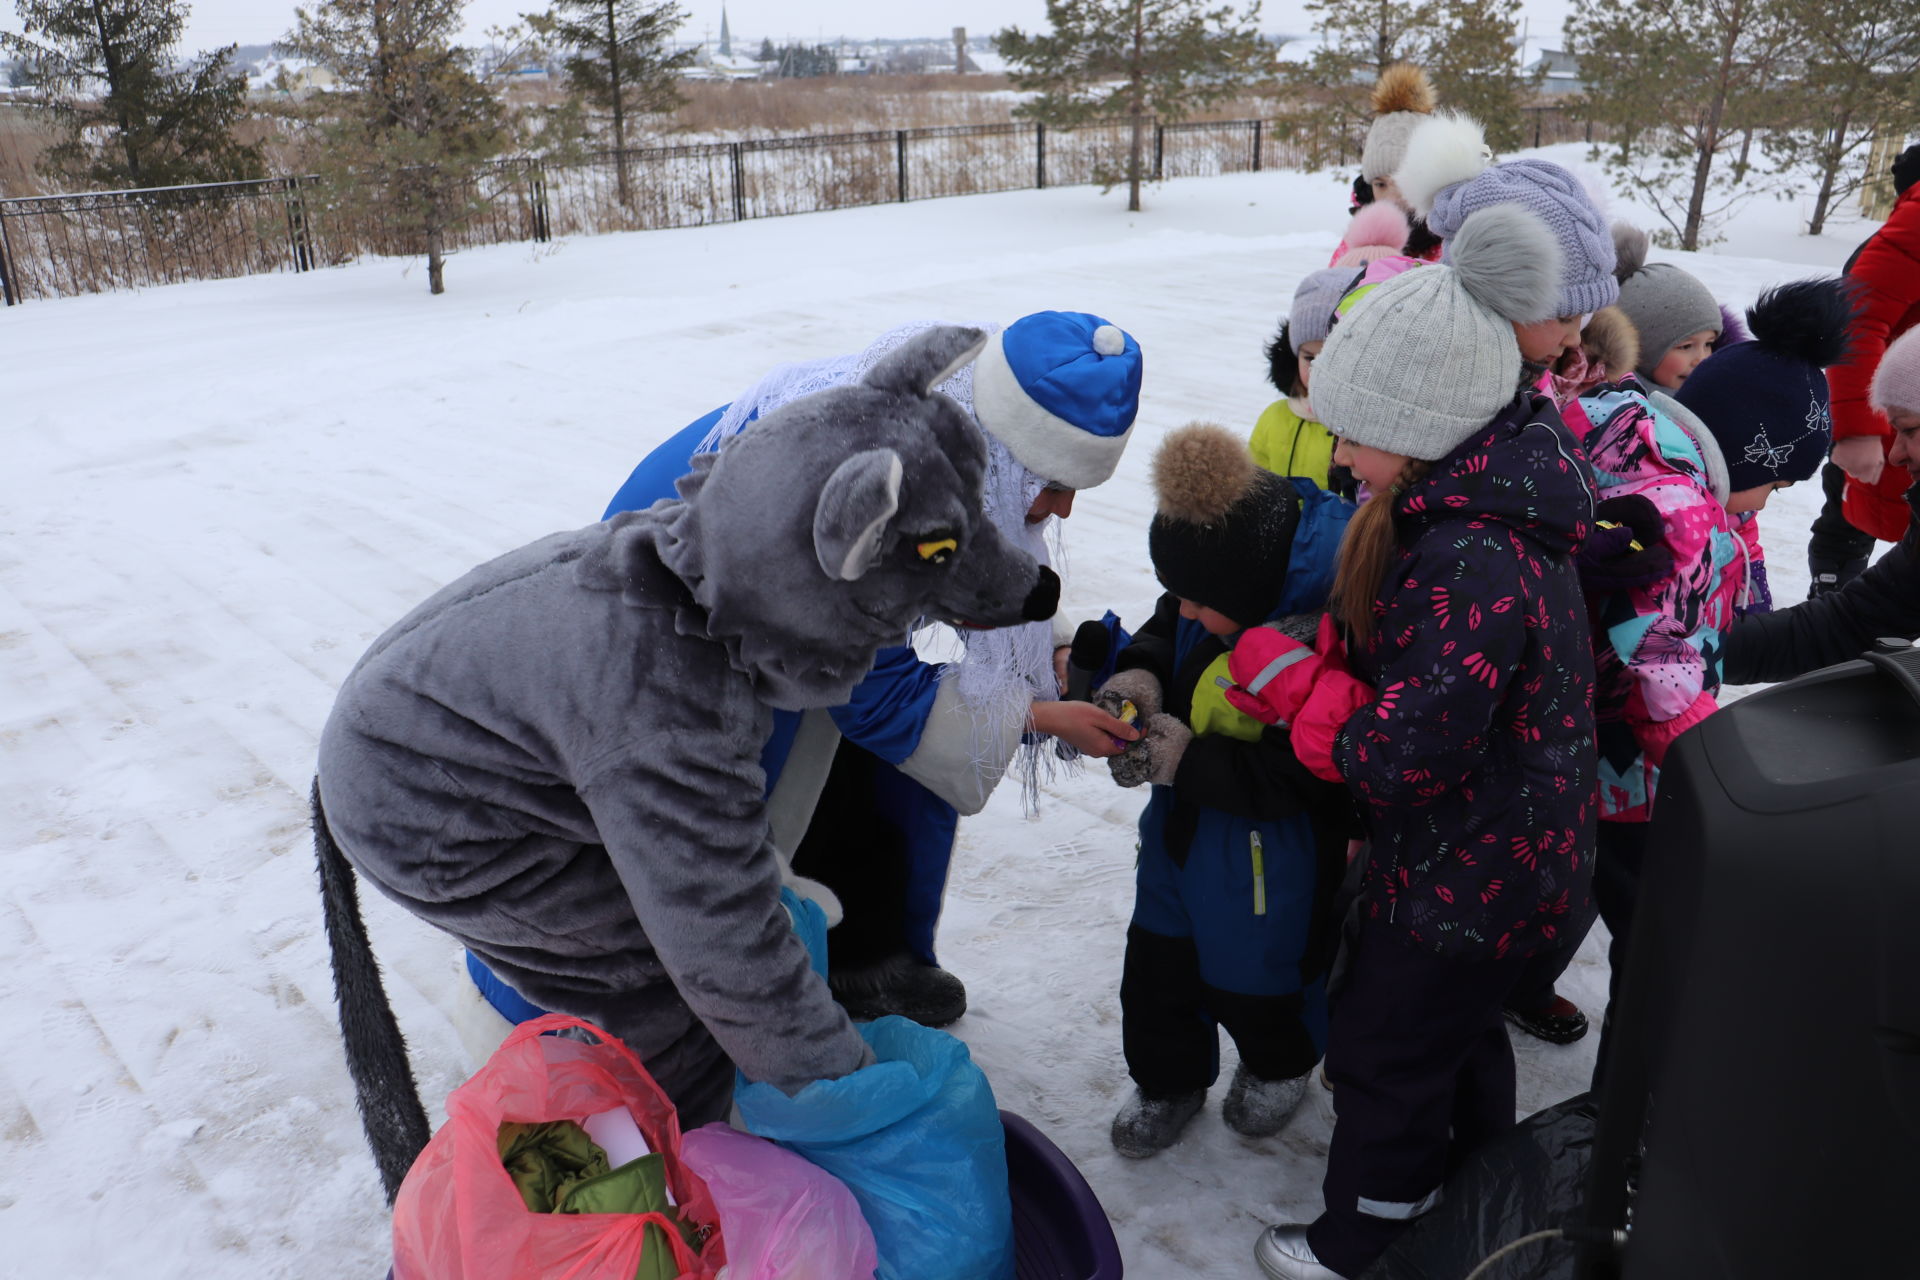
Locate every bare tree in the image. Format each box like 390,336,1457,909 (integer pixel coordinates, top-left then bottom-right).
1568,0,1792,249
1763,0,1920,234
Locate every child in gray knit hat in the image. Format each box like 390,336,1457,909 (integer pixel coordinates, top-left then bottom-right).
1358,64,1437,214
1611,223,1726,390
1251,267,1362,496
1254,203,1601,1280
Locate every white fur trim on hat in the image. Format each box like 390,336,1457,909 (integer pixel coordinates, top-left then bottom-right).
970,331,1131,490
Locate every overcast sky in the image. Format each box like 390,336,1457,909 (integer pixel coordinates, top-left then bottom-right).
2,1,1577,56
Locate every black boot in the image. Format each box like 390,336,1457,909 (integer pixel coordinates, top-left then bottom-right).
828,951,967,1027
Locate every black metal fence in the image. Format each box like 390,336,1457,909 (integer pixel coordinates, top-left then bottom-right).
0,109,1580,305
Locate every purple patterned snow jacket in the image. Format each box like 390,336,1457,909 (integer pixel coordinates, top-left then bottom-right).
1333,393,1600,960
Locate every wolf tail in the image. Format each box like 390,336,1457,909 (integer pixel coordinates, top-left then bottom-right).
312,777,432,1204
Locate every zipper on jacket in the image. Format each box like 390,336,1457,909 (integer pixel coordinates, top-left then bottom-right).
1251,832,1267,915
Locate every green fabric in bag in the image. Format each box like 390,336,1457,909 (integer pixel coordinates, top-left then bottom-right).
498,1120,696,1280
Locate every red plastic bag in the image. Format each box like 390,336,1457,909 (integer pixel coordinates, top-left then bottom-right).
393,1014,723,1280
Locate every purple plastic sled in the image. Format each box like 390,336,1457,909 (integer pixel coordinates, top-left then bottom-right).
1002,1110,1125,1280
386,1110,1121,1280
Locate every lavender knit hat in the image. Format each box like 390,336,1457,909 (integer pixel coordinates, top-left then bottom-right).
1871,327,1920,417
1289,268,1357,348
1396,112,1618,317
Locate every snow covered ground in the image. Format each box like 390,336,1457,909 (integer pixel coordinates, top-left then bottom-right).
0,150,1868,1277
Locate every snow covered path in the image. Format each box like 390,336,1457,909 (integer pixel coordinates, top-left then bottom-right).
1,160,1854,1277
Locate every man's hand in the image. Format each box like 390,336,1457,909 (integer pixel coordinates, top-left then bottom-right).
1031,699,1141,758
1053,644,1070,695
1832,435,1887,486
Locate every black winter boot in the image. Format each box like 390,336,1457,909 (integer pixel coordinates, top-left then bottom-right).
828,951,967,1027
1110,1087,1206,1158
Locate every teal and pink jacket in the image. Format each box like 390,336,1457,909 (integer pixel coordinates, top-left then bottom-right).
1563,380,1748,823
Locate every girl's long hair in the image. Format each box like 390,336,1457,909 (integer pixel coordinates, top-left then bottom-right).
1331,457,1432,643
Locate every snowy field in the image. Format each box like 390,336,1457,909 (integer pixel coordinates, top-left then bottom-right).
0,148,1870,1277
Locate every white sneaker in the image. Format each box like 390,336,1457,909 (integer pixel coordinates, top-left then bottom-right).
1254,1224,1347,1280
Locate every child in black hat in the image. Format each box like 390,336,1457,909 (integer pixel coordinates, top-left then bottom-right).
1093,423,1356,1157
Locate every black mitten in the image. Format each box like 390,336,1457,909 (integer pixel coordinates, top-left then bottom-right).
1580,494,1675,592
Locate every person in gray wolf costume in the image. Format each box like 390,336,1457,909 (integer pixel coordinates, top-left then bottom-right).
312,326,1059,1200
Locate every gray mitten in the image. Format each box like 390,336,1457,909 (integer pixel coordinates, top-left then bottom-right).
1108,713,1193,788
1094,667,1163,724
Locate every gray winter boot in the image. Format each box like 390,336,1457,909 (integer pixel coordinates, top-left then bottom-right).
1110,1087,1206,1158
828,952,967,1027
1222,1065,1308,1137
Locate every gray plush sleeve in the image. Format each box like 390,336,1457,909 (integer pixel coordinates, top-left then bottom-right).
577,731,870,1093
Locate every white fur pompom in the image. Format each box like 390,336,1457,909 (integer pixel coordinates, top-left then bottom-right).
1450,204,1562,324
1395,111,1491,218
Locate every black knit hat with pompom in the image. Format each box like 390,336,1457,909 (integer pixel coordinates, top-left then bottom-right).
1674,277,1861,492
1147,423,1300,628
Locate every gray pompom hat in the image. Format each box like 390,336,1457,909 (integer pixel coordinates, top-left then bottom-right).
1611,224,1723,380
1311,205,1562,461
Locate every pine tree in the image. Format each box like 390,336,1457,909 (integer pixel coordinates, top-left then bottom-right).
994,0,1274,213
1567,0,1791,249
755,36,775,63
1307,0,1441,72
0,0,265,190
1274,0,1440,170
1429,0,1535,152
279,0,508,295
529,1,692,205
1761,0,1920,234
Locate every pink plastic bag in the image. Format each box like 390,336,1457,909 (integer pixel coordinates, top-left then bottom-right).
680,1123,878,1280
392,1014,723,1280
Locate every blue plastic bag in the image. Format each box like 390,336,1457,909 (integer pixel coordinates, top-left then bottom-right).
734,1017,1014,1280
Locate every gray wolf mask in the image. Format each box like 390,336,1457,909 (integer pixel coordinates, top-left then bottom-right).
647,322,1061,708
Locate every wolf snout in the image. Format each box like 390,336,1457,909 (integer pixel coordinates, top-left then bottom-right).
1022,565,1060,622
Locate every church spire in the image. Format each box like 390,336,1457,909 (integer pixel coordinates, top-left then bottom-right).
718,4,732,57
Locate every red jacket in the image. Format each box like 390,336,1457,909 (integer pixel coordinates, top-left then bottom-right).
1833,183,1920,542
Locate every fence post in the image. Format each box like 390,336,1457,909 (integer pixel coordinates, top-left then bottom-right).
1534,110,1543,149
1252,120,1263,172
1036,123,1046,189
284,182,312,272
729,142,746,222
897,129,908,202
1153,123,1165,181
1586,118,1594,145
532,164,552,243
0,206,18,305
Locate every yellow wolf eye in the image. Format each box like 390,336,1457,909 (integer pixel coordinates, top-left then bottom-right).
916,537,958,564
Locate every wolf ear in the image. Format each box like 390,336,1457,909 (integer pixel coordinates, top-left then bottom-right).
863,324,989,398
814,448,905,581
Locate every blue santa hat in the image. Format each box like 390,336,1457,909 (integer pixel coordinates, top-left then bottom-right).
970,310,1143,490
